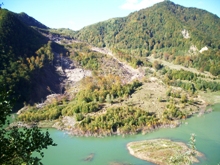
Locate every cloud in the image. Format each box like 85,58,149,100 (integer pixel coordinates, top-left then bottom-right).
120,0,164,10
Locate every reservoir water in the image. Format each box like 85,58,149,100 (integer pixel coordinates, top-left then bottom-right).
41,104,220,165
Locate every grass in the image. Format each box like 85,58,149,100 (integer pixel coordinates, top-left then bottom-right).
38,120,56,128
147,55,215,78
127,139,203,165
199,91,220,105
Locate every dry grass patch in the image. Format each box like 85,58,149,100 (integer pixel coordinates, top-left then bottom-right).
127,139,203,165
199,91,220,105
123,77,167,115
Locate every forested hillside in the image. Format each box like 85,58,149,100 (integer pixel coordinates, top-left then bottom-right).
15,12,49,29
74,1,220,75
1,1,220,137
0,9,64,109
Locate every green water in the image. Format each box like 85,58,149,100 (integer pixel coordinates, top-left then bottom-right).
41,104,220,165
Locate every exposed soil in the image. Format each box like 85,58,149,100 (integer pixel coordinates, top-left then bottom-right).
91,47,145,82
103,76,206,119
147,55,214,78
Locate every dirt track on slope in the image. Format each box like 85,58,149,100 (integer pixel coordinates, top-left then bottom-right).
91,47,144,82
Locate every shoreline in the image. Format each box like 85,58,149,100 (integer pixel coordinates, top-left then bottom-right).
12,101,212,138
9,119,180,137
48,105,212,137
11,108,213,138
51,95,209,137
52,120,181,138
127,139,204,165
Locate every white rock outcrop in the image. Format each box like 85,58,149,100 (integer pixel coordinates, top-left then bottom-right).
189,45,198,54
65,68,92,82
199,46,208,53
181,29,190,39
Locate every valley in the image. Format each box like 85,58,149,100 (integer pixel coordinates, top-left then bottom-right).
16,34,208,137
1,1,220,164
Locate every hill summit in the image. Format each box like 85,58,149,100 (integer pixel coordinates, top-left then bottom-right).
74,1,220,75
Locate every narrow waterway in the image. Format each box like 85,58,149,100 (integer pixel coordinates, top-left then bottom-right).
41,104,220,165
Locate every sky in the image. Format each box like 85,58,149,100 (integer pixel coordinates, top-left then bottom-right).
2,0,220,31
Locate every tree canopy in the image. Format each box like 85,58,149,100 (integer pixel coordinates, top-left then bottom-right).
74,1,220,75
0,87,56,165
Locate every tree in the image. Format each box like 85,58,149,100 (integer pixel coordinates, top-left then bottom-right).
181,93,187,103
152,60,163,70
186,133,197,164
169,133,197,165
105,94,112,104
0,87,56,165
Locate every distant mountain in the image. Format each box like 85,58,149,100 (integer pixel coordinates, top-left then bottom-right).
15,12,49,29
75,1,220,50
74,1,220,75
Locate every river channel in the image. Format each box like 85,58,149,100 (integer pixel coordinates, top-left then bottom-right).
41,104,220,165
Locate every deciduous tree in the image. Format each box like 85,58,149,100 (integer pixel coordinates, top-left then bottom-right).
0,87,56,165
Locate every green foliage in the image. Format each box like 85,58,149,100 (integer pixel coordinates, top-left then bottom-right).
181,93,188,103
18,105,63,122
76,106,160,135
111,48,152,68
0,40,58,109
170,133,197,165
163,103,186,120
61,76,142,117
166,88,172,97
49,28,76,38
18,76,143,123
163,68,220,92
105,94,112,104
0,88,12,126
68,43,103,70
0,87,56,165
15,12,49,29
75,113,84,121
188,133,196,157
0,9,47,60
0,9,64,109
152,60,163,70
74,1,220,75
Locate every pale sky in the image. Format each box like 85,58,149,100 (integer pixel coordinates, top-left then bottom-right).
2,0,220,31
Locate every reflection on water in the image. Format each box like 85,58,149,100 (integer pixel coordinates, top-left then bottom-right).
41,104,220,165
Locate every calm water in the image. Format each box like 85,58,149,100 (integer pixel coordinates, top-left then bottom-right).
41,104,220,165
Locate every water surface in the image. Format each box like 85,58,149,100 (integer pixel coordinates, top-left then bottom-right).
41,104,220,165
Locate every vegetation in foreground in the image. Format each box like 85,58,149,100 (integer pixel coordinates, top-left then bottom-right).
0,87,56,165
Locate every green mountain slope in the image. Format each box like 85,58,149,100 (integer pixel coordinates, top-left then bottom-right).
0,9,48,62
0,9,64,109
15,12,49,29
74,1,220,75
7,2,220,137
